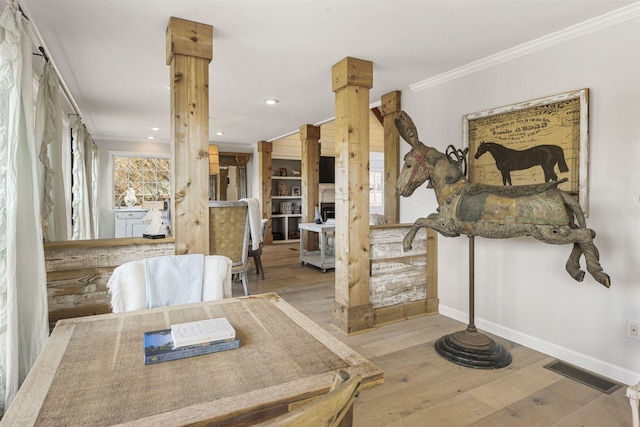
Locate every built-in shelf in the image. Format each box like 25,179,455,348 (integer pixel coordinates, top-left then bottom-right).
271,159,302,243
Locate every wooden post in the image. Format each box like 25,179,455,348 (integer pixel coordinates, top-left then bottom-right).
381,91,401,224
331,57,374,334
258,141,273,244
166,17,213,255
300,124,320,251
218,169,229,201
208,144,220,175
425,228,439,314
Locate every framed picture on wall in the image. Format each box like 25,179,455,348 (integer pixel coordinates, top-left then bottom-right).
463,88,589,213
291,186,301,197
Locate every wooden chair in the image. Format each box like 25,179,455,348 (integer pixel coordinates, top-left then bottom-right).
209,201,251,296
248,218,269,280
255,371,362,427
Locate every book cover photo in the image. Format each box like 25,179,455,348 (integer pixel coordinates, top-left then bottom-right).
144,328,240,365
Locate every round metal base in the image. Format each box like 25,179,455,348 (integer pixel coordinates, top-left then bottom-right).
435,328,512,369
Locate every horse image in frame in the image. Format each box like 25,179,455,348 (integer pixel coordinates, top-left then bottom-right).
464,89,589,214
474,141,569,185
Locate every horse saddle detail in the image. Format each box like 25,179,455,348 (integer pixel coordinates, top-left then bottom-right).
465,178,567,198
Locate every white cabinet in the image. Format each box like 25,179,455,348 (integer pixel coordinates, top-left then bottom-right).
114,209,168,238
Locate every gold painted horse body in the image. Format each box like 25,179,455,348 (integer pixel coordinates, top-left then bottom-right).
395,111,610,288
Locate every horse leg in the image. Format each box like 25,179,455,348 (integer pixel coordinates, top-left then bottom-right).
559,191,586,228
567,227,610,288
542,163,557,182
532,225,610,288
565,243,585,282
577,233,610,288
403,215,460,252
402,223,421,252
500,170,509,185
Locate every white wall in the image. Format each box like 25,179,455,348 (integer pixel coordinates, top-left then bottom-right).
399,17,640,385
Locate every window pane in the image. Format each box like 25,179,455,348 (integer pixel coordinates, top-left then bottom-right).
144,183,157,196
144,158,157,170
144,170,157,182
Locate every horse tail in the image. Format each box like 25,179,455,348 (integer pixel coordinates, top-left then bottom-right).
559,191,586,229
557,149,569,173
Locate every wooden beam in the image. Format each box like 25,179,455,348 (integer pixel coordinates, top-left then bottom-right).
300,124,320,251
218,168,228,202
209,144,220,175
331,57,374,334
381,91,401,224
371,107,384,125
166,17,213,255
258,141,273,244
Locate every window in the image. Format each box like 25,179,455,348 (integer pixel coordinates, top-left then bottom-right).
113,155,170,207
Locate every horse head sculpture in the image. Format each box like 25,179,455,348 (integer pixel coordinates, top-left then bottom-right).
395,110,610,288
396,112,468,201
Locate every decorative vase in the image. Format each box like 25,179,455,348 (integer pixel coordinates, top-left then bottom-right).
314,206,322,224
124,187,137,208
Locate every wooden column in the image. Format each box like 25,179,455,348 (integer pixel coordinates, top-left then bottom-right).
331,57,374,334
300,124,320,251
166,17,212,254
381,91,401,224
258,141,273,244
218,169,229,202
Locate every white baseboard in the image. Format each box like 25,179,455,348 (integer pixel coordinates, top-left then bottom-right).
439,304,640,386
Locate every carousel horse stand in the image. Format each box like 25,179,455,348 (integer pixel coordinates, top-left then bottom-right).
434,236,512,369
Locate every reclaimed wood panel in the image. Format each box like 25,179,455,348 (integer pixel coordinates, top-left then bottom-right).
44,238,175,326
369,225,437,321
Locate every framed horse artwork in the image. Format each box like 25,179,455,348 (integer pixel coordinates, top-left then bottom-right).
463,89,589,214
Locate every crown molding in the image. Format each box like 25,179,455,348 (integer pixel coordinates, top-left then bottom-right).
410,2,640,93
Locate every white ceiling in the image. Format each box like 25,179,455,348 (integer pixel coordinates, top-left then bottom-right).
19,0,637,148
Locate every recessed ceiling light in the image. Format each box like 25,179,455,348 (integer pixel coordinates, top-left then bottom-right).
216,131,225,136
147,136,155,140
263,99,279,105
151,127,160,131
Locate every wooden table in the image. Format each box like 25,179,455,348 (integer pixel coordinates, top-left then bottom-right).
299,222,336,272
2,293,383,426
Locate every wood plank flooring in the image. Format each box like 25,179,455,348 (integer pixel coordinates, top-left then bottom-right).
241,243,632,427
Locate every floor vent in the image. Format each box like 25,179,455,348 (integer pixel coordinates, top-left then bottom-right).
544,360,622,394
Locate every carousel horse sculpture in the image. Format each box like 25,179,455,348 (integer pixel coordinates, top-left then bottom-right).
395,111,610,288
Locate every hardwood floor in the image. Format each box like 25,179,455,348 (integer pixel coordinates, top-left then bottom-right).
240,243,632,427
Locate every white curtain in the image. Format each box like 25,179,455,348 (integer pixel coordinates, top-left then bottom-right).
0,1,49,416
71,118,95,240
35,62,68,241
89,135,98,238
